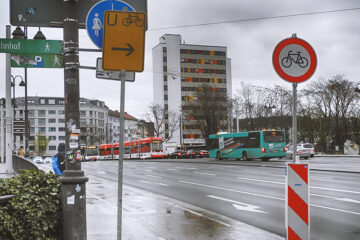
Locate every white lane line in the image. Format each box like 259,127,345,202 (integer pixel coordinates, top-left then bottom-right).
194,171,216,176
145,175,162,179
207,195,267,214
178,167,198,170
170,203,230,227
311,204,360,216
311,186,360,195
167,169,179,171
312,194,360,204
179,180,284,201
139,180,170,187
179,180,360,216
237,176,360,195
237,177,283,185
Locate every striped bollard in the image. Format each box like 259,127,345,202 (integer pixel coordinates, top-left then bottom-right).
286,163,310,240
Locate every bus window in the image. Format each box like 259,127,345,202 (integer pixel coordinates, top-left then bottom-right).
248,132,260,148
264,131,284,143
209,138,219,149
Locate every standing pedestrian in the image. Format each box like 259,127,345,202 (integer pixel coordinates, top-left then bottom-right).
52,143,66,175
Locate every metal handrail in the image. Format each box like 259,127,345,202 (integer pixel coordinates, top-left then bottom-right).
12,155,39,173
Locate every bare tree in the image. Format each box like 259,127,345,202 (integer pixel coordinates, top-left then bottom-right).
144,104,180,142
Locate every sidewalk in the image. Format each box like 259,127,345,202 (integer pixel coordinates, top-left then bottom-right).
30,164,282,240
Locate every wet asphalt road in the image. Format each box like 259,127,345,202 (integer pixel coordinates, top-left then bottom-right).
82,157,360,240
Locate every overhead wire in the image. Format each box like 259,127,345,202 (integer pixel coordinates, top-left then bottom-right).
148,7,360,31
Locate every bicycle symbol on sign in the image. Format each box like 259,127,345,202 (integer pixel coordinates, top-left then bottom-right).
122,13,144,27
281,50,309,68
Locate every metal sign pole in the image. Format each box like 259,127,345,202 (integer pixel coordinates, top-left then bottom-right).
5,25,13,173
292,83,298,163
117,70,126,240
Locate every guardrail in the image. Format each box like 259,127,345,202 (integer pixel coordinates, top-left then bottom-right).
12,155,39,173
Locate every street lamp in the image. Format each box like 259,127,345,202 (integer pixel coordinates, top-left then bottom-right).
11,75,24,151
0,98,5,163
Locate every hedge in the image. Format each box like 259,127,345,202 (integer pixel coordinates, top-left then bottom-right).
0,169,63,240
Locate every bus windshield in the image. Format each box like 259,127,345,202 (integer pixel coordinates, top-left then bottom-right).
263,131,284,143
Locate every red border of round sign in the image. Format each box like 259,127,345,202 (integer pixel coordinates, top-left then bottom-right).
273,37,317,83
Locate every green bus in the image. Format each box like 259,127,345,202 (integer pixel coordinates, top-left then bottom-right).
209,130,286,161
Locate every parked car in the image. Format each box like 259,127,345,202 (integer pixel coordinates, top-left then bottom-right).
198,150,209,158
168,150,184,159
302,143,315,157
43,157,52,164
183,150,197,159
286,144,311,159
33,156,44,164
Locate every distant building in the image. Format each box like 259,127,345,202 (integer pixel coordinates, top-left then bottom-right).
107,110,138,143
152,34,232,148
1,96,108,156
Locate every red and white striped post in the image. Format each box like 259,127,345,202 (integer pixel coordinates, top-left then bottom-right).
286,163,310,240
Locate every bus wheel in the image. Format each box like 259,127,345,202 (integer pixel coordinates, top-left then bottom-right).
242,152,248,161
217,152,222,160
262,158,270,161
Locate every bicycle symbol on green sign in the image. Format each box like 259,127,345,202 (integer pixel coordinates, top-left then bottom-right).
281,50,309,68
122,13,144,27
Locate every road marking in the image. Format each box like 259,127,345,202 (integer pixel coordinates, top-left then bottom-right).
145,175,162,179
311,204,360,216
178,167,198,170
97,170,106,174
207,195,267,214
170,203,230,227
167,169,179,171
144,169,153,172
194,172,216,176
312,194,360,204
179,180,284,201
237,177,283,185
139,180,170,187
237,176,360,195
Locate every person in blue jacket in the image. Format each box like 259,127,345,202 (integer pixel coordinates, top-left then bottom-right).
52,143,66,175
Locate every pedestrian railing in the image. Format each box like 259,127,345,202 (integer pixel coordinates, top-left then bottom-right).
12,155,39,173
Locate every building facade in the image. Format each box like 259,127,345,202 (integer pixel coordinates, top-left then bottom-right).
107,110,138,143
0,96,108,156
153,34,232,148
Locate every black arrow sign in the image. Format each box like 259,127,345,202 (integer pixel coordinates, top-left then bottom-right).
112,43,135,56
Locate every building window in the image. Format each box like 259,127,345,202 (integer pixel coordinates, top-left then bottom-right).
80,111,86,116
49,146,57,151
48,99,55,104
48,110,56,114
163,75,167,81
48,118,56,123
40,99,46,104
29,118,35,124
58,110,65,114
163,57,167,62
163,66,167,72
39,127,46,133
38,118,46,125
38,110,45,116
59,127,65,132
164,95,168,100
58,118,65,123
48,127,56,132
59,136,65,140
49,136,56,141
164,85,168,91
29,127,35,133
58,99,65,104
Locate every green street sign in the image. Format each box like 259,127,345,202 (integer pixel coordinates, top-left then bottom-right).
11,54,63,68
0,39,62,54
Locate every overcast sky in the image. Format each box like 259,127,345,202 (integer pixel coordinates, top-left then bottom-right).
1,0,359,119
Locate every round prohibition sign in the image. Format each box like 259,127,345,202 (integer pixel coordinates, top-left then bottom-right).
273,37,317,83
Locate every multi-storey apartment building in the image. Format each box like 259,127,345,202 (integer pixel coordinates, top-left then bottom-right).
0,96,108,156
153,34,232,148
107,110,138,143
